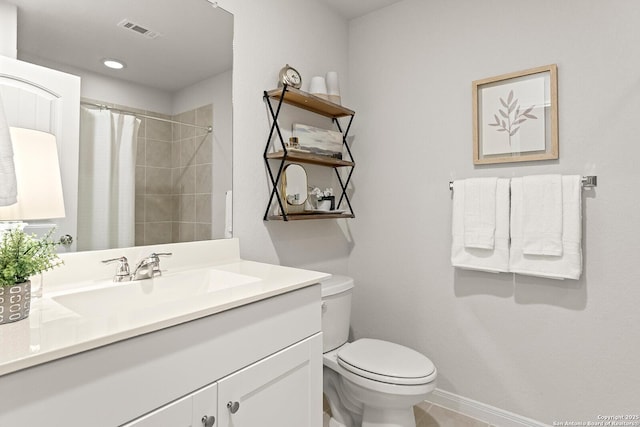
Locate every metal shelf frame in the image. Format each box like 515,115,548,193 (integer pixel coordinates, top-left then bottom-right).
262,85,356,221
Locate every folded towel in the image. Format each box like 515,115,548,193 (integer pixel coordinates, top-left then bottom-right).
0,94,18,207
452,178,510,273
463,177,498,249
510,176,582,280
523,174,563,256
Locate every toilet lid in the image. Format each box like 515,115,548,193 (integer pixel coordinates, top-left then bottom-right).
337,338,436,385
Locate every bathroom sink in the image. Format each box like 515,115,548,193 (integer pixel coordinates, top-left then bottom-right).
51,268,260,317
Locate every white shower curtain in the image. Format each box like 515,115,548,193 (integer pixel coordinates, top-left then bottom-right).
77,107,140,250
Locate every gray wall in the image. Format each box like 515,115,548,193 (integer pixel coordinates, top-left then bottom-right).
347,0,640,423
220,0,352,274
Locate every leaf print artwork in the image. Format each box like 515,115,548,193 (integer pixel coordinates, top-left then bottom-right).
488,89,537,145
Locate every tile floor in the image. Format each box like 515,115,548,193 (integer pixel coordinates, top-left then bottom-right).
323,397,494,427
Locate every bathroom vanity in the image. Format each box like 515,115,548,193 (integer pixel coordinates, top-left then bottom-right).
0,239,328,427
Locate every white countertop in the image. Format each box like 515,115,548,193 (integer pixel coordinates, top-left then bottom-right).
0,240,330,377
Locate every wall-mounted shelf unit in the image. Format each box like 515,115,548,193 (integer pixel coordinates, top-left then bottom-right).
263,85,355,221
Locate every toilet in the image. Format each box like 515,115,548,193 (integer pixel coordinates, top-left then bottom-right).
321,275,437,427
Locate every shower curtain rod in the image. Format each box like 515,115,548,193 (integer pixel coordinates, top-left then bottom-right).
81,102,213,133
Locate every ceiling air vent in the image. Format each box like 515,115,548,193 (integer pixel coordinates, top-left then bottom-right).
117,19,161,39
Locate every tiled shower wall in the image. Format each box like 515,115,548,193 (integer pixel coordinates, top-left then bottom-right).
133,104,213,245
170,104,214,243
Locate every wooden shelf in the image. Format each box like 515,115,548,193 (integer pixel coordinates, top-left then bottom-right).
267,212,355,221
263,85,356,221
266,150,354,167
265,87,355,118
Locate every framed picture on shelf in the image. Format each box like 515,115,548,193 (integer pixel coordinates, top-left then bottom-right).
292,123,343,159
472,64,558,165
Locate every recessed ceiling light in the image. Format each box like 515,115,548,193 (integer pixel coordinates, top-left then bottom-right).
102,59,126,70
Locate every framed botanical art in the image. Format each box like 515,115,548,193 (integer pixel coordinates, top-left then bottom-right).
472,64,558,165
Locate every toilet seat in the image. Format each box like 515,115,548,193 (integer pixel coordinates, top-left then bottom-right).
337,339,437,386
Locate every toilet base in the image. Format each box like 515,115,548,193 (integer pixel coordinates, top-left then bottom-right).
361,406,416,427
324,364,433,427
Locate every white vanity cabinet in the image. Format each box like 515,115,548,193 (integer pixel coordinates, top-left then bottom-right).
123,383,218,427
217,334,322,427
0,283,323,427
124,334,321,427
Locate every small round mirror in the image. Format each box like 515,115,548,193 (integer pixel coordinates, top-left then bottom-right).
282,164,308,206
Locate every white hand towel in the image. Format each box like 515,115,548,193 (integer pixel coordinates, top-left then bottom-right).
463,177,498,249
522,174,563,256
452,178,510,273
0,93,18,206
510,176,582,280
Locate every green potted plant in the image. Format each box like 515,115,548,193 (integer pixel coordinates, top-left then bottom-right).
0,228,63,325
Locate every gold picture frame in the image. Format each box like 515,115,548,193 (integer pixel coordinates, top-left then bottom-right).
472,64,558,165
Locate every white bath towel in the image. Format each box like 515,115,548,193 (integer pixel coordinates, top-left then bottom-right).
0,93,18,206
510,176,582,280
522,174,563,256
463,177,498,249
451,178,510,273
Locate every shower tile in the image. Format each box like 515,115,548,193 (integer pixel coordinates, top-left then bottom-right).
135,224,145,246
145,195,173,222
196,164,212,194
179,195,196,222
136,137,146,166
195,223,212,241
180,137,196,167
135,166,146,195
174,166,196,195
135,195,145,223
146,167,172,194
196,104,213,128
171,195,180,222
195,134,213,165
195,194,212,223
172,123,180,141
171,142,180,169
178,222,195,242
146,140,172,168
138,118,146,138
179,110,196,139
171,222,179,243
145,222,172,245
146,120,172,142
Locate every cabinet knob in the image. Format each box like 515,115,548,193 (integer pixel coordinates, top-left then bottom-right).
227,401,240,414
201,415,215,427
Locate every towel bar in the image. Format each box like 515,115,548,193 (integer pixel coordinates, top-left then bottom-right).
448,175,597,191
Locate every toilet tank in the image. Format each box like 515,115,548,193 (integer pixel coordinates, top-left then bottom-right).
320,275,354,353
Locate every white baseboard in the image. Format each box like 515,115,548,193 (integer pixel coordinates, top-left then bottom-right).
425,388,550,427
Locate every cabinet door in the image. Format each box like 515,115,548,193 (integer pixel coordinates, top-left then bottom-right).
217,334,322,427
122,383,217,427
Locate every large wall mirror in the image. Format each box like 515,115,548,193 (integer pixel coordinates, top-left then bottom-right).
10,0,233,251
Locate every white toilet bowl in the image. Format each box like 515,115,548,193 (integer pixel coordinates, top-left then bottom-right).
321,276,437,427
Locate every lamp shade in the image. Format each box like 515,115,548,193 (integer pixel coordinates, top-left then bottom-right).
0,127,65,220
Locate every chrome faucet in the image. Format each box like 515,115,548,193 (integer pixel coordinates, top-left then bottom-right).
131,252,172,281
101,256,131,282
102,253,172,282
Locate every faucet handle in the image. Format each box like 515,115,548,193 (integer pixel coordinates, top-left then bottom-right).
151,252,172,258
102,256,131,282
149,252,172,274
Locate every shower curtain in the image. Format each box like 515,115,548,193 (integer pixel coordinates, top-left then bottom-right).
77,107,140,250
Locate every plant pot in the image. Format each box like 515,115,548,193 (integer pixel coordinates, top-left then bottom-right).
317,199,332,211
0,281,31,325
316,196,335,211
